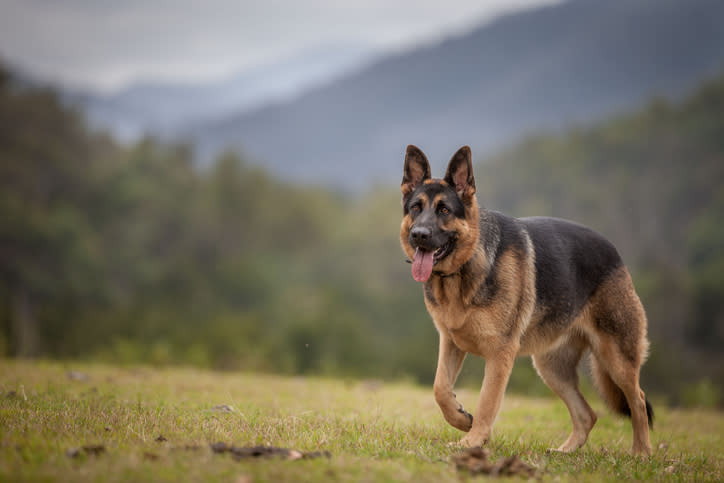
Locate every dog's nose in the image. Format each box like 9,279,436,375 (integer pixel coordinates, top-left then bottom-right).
410,226,431,244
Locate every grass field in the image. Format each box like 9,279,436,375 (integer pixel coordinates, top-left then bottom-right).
1,360,722,482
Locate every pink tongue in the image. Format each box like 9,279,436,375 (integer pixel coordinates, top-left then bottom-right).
412,249,434,282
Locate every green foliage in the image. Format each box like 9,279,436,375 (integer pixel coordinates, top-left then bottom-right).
0,65,431,385
681,379,723,409
0,65,722,407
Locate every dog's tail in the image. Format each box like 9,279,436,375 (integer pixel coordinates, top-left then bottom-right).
590,356,654,429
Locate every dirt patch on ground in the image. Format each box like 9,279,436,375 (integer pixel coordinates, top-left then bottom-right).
210,443,331,461
452,447,538,478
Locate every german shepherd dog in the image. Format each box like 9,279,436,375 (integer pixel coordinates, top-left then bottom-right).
400,145,653,456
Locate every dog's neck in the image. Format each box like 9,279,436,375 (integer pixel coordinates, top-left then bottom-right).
434,206,498,280
478,208,501,275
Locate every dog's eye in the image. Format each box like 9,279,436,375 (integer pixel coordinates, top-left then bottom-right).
439,205,450,215
411,203,421,213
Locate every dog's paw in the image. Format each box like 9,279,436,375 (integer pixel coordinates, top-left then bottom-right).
458,432,490,448
545,447,567,455
456,406,474,431
545,443,584,454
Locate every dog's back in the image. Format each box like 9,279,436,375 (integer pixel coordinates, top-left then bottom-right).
522,216,623,329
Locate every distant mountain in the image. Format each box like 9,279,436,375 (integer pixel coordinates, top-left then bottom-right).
69,43,376,142
184,0,724,189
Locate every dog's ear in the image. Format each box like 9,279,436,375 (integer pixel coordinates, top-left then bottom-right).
444,146,475,201
401,145,431,197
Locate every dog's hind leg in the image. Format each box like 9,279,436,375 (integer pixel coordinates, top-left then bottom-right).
587,268,652,456
532,334,597,453
433,334,473,432
590,339,652,456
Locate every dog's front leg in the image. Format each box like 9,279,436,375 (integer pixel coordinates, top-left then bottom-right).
459,354,515,447
433,334,473,431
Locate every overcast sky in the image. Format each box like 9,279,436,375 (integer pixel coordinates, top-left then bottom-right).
0,0,560,93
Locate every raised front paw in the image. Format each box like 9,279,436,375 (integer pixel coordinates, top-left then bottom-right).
456,405,473,431
436,391,474,432
443,402,473,432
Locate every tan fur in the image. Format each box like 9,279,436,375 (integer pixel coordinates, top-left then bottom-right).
424,224,538,448
520,267,650,454
400,146,652,456
579,267,651,455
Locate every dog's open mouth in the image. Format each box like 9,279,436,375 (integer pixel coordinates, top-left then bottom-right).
411,241,454,282
432,240,454,263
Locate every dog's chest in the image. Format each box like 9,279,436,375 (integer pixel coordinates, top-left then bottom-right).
424,277,501,355
426,297,468,333
424,276,466,328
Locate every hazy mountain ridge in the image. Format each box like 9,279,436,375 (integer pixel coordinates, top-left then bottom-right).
69,43,376,142
185,0,724,189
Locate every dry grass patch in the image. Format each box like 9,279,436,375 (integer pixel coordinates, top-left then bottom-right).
1,360,722,481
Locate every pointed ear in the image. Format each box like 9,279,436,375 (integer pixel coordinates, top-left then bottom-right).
401,145,431,197
444,146,476,201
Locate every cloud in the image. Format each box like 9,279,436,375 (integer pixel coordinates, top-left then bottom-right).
0,0,560,92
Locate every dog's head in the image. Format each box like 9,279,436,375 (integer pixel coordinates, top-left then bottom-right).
400,145,480,282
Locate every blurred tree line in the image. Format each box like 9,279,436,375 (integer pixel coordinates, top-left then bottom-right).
0,65,722,407
0,65,433,382
476,77,724,407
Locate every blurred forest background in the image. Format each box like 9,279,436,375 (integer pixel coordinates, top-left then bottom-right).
0,0,723,408
1,65,722,407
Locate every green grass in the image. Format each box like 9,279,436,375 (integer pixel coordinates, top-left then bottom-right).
1,360,722,481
